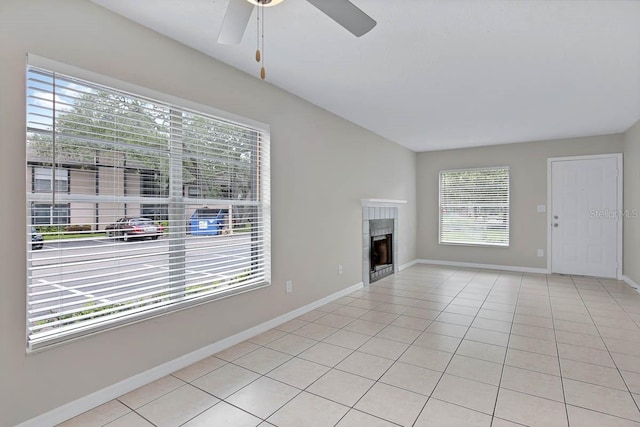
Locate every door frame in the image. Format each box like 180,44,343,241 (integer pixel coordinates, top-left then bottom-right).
546,153,623,279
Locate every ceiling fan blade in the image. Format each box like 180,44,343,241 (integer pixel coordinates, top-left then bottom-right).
305,0,376,37
218,0,254,44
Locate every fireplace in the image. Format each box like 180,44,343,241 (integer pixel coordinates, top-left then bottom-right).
361,200,404,286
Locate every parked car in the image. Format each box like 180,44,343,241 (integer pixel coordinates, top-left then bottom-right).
31,226,43,250
189,208,228,236
105,218,163,241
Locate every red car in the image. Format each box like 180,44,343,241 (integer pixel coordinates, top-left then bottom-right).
105,218,163,241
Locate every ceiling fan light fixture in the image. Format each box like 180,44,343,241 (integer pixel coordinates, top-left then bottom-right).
245,0,285,7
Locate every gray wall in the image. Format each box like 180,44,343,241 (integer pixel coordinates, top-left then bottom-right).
0,1,417,424
416,135,624,269
624,119,640,285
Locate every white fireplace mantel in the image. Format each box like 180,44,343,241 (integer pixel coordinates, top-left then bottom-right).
361,199,407,207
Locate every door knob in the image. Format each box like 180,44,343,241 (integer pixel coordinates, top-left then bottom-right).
553,223,559,227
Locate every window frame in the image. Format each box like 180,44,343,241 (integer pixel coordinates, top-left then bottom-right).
25,54,271,351
438,166,510,247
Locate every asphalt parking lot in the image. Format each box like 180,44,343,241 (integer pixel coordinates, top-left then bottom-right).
28,234,254,315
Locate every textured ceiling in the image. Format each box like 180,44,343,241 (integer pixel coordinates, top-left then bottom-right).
91,0,640,152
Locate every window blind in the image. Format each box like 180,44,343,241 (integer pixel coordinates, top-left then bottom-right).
26,64,270,350
439,167,509,247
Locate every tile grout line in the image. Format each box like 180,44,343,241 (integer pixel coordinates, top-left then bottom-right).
331,268,485,425
575,276,640,418
488,270,523,423
409,269,504,425
329,272,457,426
549,274,572,427
60,266,640,427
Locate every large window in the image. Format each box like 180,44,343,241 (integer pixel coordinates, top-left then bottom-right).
26,57,270,350
439,167,509,247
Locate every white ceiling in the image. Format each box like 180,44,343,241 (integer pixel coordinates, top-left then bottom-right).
91,0,640,152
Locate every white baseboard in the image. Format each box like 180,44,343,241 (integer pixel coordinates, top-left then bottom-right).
415,259,549,275
18,282,364,427
398,260,419,271
410,260,636,291
623,275,640,293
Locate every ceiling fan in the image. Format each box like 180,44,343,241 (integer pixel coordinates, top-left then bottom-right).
218,0,377,44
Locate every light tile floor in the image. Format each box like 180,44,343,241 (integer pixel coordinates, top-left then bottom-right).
58,265,640,427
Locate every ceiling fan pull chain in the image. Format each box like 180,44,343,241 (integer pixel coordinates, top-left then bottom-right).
260,3,266,80
255,1,261,62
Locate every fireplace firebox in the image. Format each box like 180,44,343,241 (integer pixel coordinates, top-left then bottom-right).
371,235,393,270
369,219,394,282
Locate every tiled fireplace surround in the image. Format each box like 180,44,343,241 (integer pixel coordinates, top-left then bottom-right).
362,201,402,287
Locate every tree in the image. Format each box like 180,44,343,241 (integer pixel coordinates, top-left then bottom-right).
27,69,259,225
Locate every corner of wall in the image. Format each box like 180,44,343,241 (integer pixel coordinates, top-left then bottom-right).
623,118,640,285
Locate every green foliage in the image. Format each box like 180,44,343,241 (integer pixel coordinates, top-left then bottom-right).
38,224,101,240
37,225,66,234
34,301,124,327
28,73,257,201
43,233,104,241
184,280,222,296
65,224,92,232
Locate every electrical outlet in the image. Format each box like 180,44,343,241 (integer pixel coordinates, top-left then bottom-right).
285,280,292,293
338,265,343,275
537,249,544,257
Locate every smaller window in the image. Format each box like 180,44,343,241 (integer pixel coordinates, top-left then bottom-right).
33,167,69,193
439,167,510,247
140,169,168,197
31,203,70,225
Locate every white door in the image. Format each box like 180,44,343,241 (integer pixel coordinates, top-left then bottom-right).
550,156,620,278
